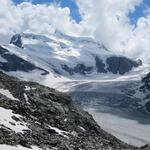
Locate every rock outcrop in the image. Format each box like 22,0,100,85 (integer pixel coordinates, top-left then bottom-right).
106,56,140,75
0,46,49,75
10,34,23,48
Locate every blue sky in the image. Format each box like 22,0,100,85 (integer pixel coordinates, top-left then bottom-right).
129,0,150,24
13,0,150,24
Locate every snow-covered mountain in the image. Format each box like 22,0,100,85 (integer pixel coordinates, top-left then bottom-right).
1,31,150,148
1,31,141,79
3,31,149,114
0,31,143,92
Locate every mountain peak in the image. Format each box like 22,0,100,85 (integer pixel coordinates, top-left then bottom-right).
6,32,141,80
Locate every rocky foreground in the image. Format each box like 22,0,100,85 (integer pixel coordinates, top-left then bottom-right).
0,71,148,150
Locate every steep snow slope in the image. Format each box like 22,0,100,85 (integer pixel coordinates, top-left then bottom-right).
4,31,140,77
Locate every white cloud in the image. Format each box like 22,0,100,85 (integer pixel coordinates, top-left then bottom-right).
76,0,150,62
124,15,150,61
0,0,88,37
0,0,20,34
0,0,150,62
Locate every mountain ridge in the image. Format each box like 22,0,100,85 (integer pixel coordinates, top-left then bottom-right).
2,32,141,77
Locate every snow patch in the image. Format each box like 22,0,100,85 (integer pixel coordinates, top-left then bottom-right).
48,125,69,139
24,93,30,104
0,107,28,133
25,86,36,91
0,145,43,150
78,126,86,132
0,89,19,101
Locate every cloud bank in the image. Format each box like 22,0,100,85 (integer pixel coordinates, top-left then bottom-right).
0,0,150,62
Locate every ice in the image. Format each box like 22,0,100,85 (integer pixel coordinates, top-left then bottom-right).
86,108,150,147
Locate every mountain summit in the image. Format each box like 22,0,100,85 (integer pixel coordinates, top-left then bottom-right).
0,32,141,79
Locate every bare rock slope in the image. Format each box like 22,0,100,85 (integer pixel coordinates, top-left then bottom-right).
0,71,140,150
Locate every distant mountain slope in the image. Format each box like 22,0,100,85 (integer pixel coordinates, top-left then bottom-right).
61,68,150,147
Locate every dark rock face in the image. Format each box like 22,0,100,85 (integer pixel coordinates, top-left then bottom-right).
61,64,74,75
61,56,140,76
145,101,150,113
0,46,49,75
61,64,93,75
74,64,93,75
141,144,150,150
95,56,107,73
139,72,150,114
142,72,150,90
10,34,23,48
0,72,137,150
106,57,139,75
